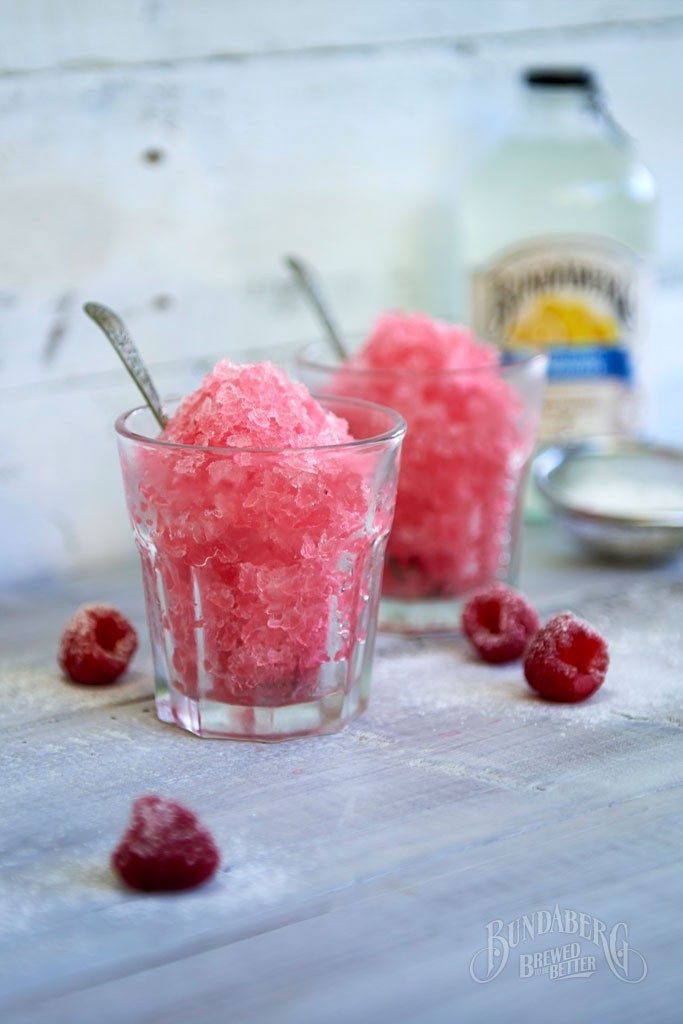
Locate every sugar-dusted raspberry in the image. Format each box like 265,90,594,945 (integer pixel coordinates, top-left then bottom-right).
112,796,220,892
524,612,609,703
58,604,138,685
461,584,539,664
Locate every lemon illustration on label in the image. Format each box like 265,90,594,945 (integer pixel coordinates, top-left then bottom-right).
507,294,619,346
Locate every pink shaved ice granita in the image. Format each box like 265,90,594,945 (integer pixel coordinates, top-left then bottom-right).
325,313,537,599
119,362,402,719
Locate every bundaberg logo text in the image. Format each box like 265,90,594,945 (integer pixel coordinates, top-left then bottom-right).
469,905,647,984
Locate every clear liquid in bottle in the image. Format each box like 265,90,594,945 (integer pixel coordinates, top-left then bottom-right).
461,67,658,444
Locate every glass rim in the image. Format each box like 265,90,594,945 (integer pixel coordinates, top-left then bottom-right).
115,392,407,456
296,340,548,380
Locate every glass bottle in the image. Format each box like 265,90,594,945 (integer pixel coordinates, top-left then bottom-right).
461,67,658,443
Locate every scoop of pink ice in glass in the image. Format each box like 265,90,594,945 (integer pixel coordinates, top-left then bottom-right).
298,313,547,631
116,360,405,739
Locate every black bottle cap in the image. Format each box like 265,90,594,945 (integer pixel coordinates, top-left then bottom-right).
524,68,596,90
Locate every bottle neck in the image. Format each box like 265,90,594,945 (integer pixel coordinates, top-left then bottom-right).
521,87,606,137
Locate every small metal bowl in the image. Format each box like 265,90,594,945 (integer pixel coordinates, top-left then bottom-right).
534,438,683,561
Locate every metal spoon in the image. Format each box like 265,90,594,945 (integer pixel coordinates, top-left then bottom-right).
83,301,167,430
284,254,350,361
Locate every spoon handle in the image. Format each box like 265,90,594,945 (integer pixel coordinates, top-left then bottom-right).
284,255,349,362
84,302,167,430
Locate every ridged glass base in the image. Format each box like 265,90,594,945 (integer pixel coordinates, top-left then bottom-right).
379,564,522,635
379,595,466,635
155,678,369,741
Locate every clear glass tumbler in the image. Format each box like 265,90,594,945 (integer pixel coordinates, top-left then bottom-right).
116,395,405,740
297,344,547,633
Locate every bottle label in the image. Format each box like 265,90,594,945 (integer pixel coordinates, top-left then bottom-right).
471,235,644,440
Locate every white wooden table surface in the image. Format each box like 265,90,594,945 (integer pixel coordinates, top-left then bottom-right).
1,524,682,1024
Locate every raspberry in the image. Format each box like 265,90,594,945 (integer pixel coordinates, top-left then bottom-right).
461,584,539,664
58,603,138,685
112,796,220,892
524,612,609,703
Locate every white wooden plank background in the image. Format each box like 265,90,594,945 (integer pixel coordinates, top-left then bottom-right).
1,1,683,585
0,525,682,1022
3,1,682,70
